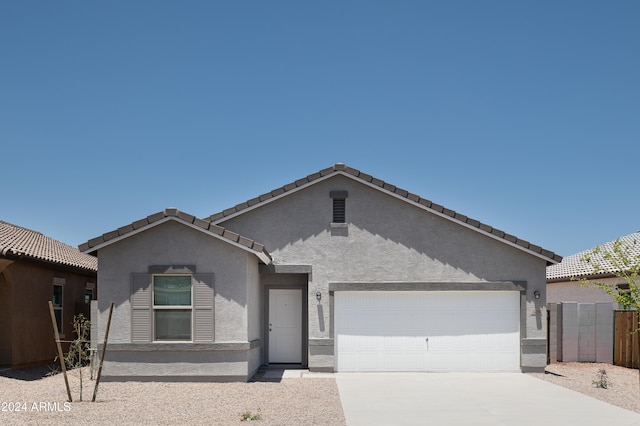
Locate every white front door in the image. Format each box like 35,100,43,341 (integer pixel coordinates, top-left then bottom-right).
268,289,302,363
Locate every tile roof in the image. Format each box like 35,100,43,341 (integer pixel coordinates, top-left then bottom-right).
547,231,640,281
79,208,272,264
0,220,97,273
207,163,562,265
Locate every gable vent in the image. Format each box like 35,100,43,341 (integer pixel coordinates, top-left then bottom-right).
330,191,348,224
333,199,346,223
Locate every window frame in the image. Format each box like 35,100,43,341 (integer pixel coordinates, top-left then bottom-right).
84,288,94,304
52,279,64,334
152,274,193,342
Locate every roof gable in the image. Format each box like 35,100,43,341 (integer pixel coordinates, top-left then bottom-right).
0,220,97,273
547,231,640,281
79,208,271,264
207,163,562,265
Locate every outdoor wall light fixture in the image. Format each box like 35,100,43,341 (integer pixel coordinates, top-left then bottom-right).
533,290,540,299
316,291,322,301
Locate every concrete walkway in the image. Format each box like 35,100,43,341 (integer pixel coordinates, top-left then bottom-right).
336,372,640,426
259,368,334,380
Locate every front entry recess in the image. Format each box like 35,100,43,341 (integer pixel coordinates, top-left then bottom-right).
268,289,302,363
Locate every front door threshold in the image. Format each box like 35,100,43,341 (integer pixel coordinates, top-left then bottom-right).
265,363,305,370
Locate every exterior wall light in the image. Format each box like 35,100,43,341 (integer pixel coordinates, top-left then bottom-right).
533,290,540,299
316,291,322,301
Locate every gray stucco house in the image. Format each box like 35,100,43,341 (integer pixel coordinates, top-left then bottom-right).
80,164,561,381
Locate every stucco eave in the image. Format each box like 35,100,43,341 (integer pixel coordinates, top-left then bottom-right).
259,264,312,274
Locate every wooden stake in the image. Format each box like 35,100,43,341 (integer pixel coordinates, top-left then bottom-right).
92,302,114,402
48,301,72,402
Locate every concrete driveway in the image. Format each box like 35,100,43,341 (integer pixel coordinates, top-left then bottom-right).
336,372,640,426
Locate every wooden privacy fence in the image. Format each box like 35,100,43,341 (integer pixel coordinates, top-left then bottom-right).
614,311,640,369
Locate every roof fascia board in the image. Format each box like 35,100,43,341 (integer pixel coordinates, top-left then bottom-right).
547,272,618,283
214,170,557,264
84,217,270,263
0,253,96,276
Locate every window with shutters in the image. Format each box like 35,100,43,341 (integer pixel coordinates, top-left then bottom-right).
131,271,214,344
153,275,192,341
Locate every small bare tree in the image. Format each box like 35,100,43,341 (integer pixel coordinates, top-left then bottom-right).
64,313,92,401
575,237,640,387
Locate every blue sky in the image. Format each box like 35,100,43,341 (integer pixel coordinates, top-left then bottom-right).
1,1,638,258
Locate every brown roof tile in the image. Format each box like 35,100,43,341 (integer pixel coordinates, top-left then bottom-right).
223,229,240,242
193,218,210,230
454,213,468,222
208,223,225,236
147,211,165,222
238,236,253,248
205,163,562,264
466,218,481,228
418,198,432,208
0,220,97,272
117,224,134,236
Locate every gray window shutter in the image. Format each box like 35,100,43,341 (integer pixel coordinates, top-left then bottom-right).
131,273,152,343
193,274,214,342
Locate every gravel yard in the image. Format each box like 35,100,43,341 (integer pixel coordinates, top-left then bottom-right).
2,362,639,425
528,362,640,414
0,366,346,425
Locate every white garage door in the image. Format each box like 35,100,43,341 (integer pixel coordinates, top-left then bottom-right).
335,291,520,372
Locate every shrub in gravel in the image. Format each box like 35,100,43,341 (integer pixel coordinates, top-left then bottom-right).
593,369,609,389
240,410,262,421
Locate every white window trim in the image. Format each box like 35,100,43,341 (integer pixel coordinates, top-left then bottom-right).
152,274,193,342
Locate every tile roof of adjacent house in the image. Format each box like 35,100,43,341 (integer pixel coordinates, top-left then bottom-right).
207,163,562,265
0,220,97,273
547,231,640,281
79,208,272,264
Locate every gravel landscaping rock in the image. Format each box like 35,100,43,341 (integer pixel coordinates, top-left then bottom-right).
528,362,640,414
0,366,346,425
3,362,639,425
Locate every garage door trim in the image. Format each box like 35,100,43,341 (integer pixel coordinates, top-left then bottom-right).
329,281,526,292
329,282,527,372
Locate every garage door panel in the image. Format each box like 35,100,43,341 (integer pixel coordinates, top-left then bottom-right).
335,291,520,372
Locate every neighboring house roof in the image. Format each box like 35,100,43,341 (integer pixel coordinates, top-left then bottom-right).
547,231,640,282
79,208,272,264
207,163,562,265
0,220,97,273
